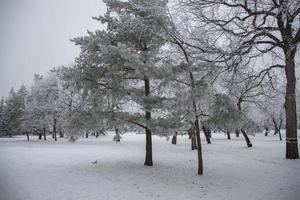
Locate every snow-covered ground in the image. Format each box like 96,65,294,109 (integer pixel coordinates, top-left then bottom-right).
0,131,299,200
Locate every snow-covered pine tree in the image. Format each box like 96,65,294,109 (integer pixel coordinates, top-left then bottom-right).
72,0,170,166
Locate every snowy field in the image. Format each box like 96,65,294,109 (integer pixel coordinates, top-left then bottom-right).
0,132,300,200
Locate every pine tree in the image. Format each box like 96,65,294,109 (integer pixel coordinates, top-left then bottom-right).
72,0,170,166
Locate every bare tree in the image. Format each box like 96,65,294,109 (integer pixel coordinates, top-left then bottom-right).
179,0,300,159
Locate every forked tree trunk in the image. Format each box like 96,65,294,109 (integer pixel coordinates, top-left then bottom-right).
202,125,211,144
171,132,177,145
144,77,153,166
241,129,252,147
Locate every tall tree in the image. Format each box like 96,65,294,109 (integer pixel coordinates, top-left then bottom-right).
72,0,170,166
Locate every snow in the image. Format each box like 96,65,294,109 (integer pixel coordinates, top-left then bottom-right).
0,132,300,200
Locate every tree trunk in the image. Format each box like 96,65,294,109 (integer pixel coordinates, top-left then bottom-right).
171,131,177,145
59,131,64,138
207,127,211,138
53,118,57,142
43,126,46,141
189,127,197,150
284,45,299,159
38,129,42,140
202,125,211,144
144,77,153,166
273,117,278,135
265,127,269,136
194,117,203,175
227,131,231,140
26,132,30,141
114,128,121,142
85,131,89,138
235,129,240,137
241,129,252,147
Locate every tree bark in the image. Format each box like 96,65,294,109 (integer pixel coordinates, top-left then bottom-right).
85,131,89,138
207,127,211,138
194,117,203,175
26,132,30,141
241,129,252,147
265,127,269,136
227,131,231,140
188,127,197,150
114,127,121,142
235,129,240,137
171,131,177,145
53,118,57,142
202,125,211,144
59,131,64,138
38,129,42,140
144,77,153,166
43,126,46,141
280,18,299,158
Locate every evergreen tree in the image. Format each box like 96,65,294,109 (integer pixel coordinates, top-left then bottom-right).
72,0,170,166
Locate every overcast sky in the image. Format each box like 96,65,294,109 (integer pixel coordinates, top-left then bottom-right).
0,0,106,97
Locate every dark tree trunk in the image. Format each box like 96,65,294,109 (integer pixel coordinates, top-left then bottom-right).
272,116,283,141
53,118,57,142
241,129,252,147
279,129,282,141
144,77,153,166
281,24,299,158
227,131,231,140
189,128,197,150
26,132,30,141
207,127,211,138
114,128,121,142
237,99,242,112
278,118,283,141
171,132,177,145
43,126,46,141
235,129,240,137
194,117,203,175
188,129,192,139
85,132,89,138
202,125,211,144
265,127,269,136
38,130,42,140
59,131,64,138
285,60,299,158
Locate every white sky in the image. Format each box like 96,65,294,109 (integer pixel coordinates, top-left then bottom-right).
0,0,106,97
